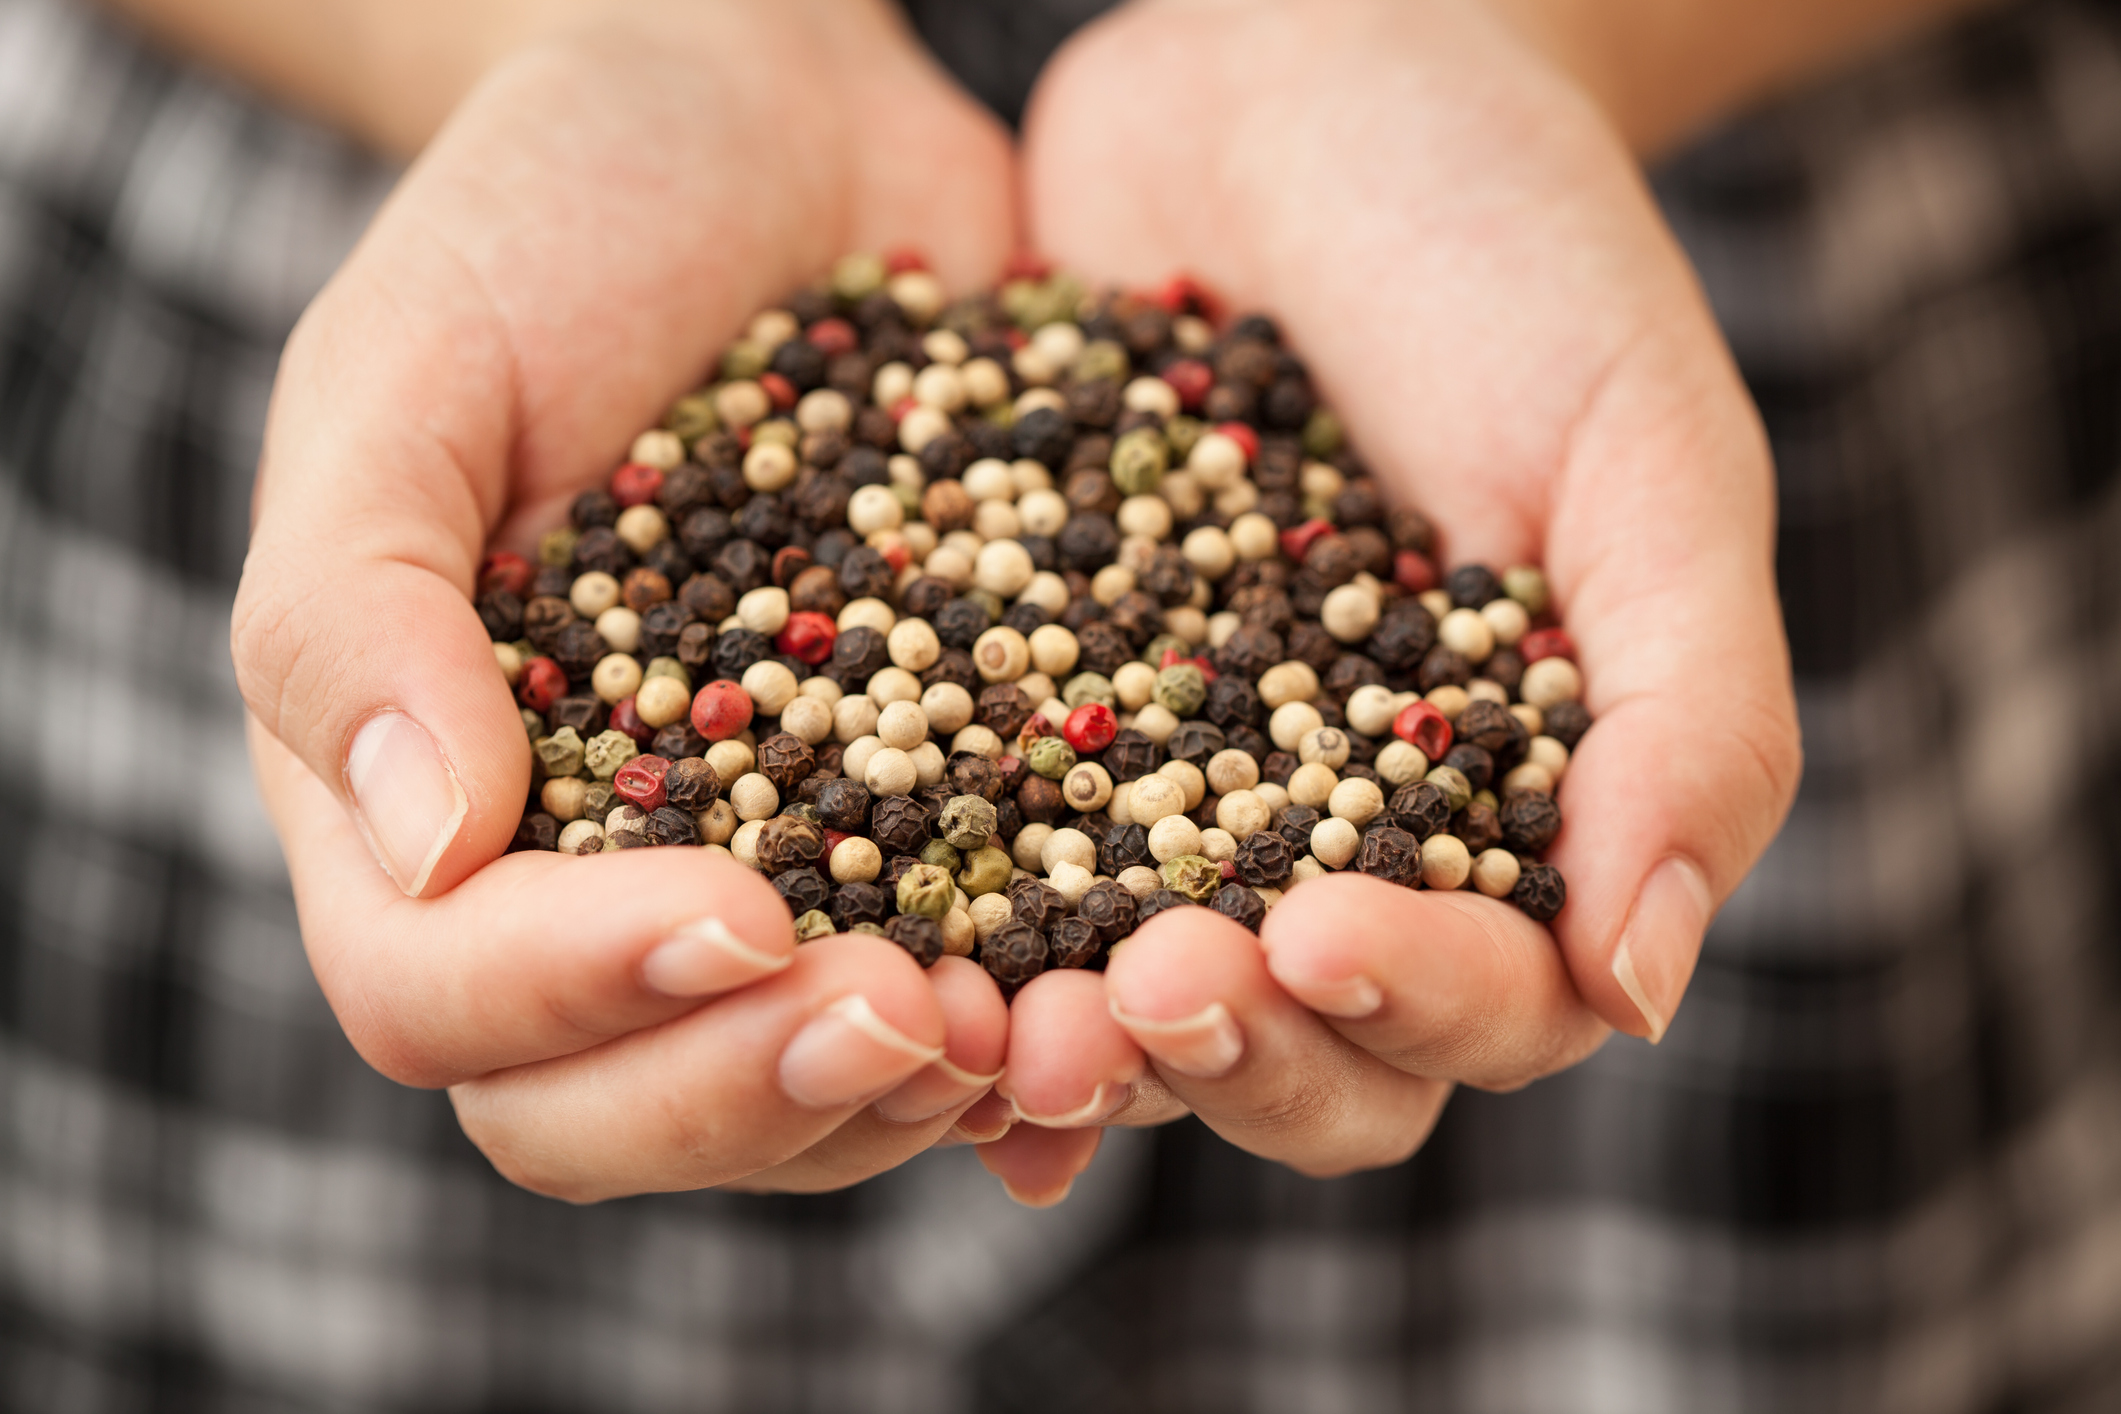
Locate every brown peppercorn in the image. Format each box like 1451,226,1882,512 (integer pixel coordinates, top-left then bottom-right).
679,571,736,623
788,564,846,616
774,867,832,916
522,595,576,654
1106,591,1165,648
1275,804,1322,852
1484,647,1526,696
975,683,1034,739
921,479,975,531
548,695,606,737
1217,624,1284,681
981,920,1048,987
1387,507,1435,553
869,795,932,855
1286,620,1341,674
1234,830,1294,888
1134,889,1195,927
1064,467,1122,516
643,805,698,847
1010,878,1068,934
1260,752,1298,787
664,757,723,811
1454,699,1517,754
1499,793,1562,853
1304,534,1360,588
948,752,1004,803
1018,774,1066,825
621,567,672,612
830,880,892,931
1074,621,1132,677
755,816,824,875
1454,800,1504,855
1211,883,1267,933
651,721,707,761
1417,645,1472,692
1542,700,1592,750
885,914,944,968
814,777,871,832
1357,826,1422,887
1047,916,1102,969
676,621,716,676
1509,863,1567,922
1443,743,1494,793
1390,781,1453,841
1076,879,1138,945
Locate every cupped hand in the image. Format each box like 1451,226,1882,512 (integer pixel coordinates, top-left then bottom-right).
232,0,1016,1199
982,0,1801,1201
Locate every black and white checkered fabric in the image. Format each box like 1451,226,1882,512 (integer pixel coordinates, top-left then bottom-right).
3,0,2120,1409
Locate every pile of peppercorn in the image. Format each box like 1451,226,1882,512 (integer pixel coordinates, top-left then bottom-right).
480,254,1587,985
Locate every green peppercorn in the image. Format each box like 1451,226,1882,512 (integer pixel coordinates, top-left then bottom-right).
919,838,963,873
938,794,999,851
1141,633,1188,668
1160,854,1222,904
1073,338,1130,384
956,845,1013,897
1503,565,1549,617
1153,663,1207,718
582,781,617,820
1164,416,1205,460
897,863,957,920
1110,427,1169,496
721,340,770,380
832,252,886,301
538,526,580,568
1062,672,1117,710
519,708,545,741
535,726,587,779
644,656,691,688
793,910,836,942
965,588,1006,624
1425,764,1473,812
665,390,719,443
1301,408,1345,458
1027,735,1078,780
584,729,639,780
893,482,922,516
850,922,890,937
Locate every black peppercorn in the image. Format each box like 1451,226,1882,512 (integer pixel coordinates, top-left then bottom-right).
1010,878,1068,934
1357,826,1422,887
893,575,950,623
552,621,609,683
1417,645,1472,692
812,778,870,833
638,601,695,659
652,721,707,761
664,757,722,811
1260,751,1298,787
1106,591,1165,648
708,628,767,684
477,590,523,642
1060,596,1103,633
755,816,824,875
922,648,980,694
1443,743,1493,793
712,539,769,594
1390,781,1452,841
947,753,1004,803
1447,563,1502,609
935,597,991,651
1484,647,1526,697
1367,604,1437,672
1276,804,1322,852
1134,889,1195,926
1216,623,1283,681
1098,822,1154,877
1001,600,1050,636
1012,405,1073,469
1057,512,1120,573
789,564,846,617
1286,620,1341,674
1499,793,1562,853
829,625,889,689
1102,730,1162,783
869,795,932,855
570,488,619,529
838,544,894,601
1454,699,1516,754
548,695,605,737
885,914,944,968
1323,653,1384,700
1140,544,1196,605
679,570,736,623
831,880,893,931
530,566,573,599
1017,775,1064,825
976,683,1034,739
1211,882,1267,932
573,526,635,577
1234,830,1294,888
1074,621,1133,677
1047,916,1102,969
1454,800,1504,854
1543,700,1592,751
981,921,1048,987
1509,863,1567,922
679,507,734,564
1164,721,1227,766
756,733,817,792
1076,879,1138,945
511,812,559,852
1204,675,1263,730
774,867,832,916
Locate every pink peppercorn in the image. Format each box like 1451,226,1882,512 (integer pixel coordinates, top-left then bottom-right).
609,462,662,508
1521,628,1577,663
609,695,654,744
1393,701,1454,760
1162,359,1213,412
517,657,566,712
806,318,858,356
776,611,838,666
1219,859,1238,881
822,828,852,867
1280,519,1334,563
1159,647,1218,681
690,680,754,742
1393,549,1438,595
479,551,533,598
889,395,918,423
1063,703,1118,754
1216,422,1259,464
613,755,671,813
759,373,797,412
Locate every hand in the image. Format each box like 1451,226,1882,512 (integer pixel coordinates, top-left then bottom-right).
232,0,1017,1200
978,0,1801,1201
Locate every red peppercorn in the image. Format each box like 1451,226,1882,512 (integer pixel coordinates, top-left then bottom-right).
690,680,754,742
1004,250,1052,281
1159,647,1219,682
479,551,534,598
609,461,663,508
805,317,858,356
1018,714,1054,752
1004,327,1028,351
1392,700,1454,760
1216,421,1259,464
609,695,655,744
1219,859,1238,881
759,373,797,412
1161,359,1213,412
734,425,752,452
1063,703,1118,754
877,539,911,574
822,828,853,867
1155,274,1222,322
1280,519,1335,563
613,755,671,812
518,657,567,712
1521,628,1577,663
1393,549,1438,595
885,247,929,274
889,395,919,424
776,611,838,666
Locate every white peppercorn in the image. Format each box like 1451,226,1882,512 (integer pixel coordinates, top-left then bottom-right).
1215,789,1271,841
837,597,896,635
867,666,922,705
909,741,946,787
841,734,883,784
1526,735,1570,779
1298,727,1351,770
614,504,669,554
696,799,738,845
1117,865,1162,899
951,723,1005,760
1258,661,1319,709
1438,607,1495,662
1157,758,1207,811
876,700,929,751
1041,827,1097,875
1028,624,1080,677
1012,823,1055,872
1328,776,1387,828
1148,815,1204,864
969,891,1014,942
1311,817,1361,869
1106,780,1134,826
1288,762,1338,809
833,694,881,745
569,571,619,618
847,484,904,535
865,746,918,797
1199,827,1238,863
1291,854,1326,883
1206,749,1260,795
1049,861,1097,907
541,776,588,822
1016,673,1058,707
742,441,798,493
830,836,883,884
1090,564,1135,606
973,626,1030,682
779,695,833,746
592,653,644,705
1062,761,1114,813
1111,661,1157,712
1181,526,1235,580
635,674,692,729
729,818,766,869
1426,684,1471,720
920,681,975,735
1420,832,1472,890
741,660,799,715
1128,774,1185,826
885,617,940,672
1254,781,1291,815
1270,701,1326,752
1480,597,1529,646
1520,657,1583,708
1502,762,1556,795
1321,584,1381,644
1472,848,1521,898
731,772,779,821
557,818,605,855
1375,740,1430,786
736,586,790,636
705,738,753,784
1131,703,1180,746
1510,703,1545,737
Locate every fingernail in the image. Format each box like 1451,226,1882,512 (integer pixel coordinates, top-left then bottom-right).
1265,964,1383,1019
642,916,792,997
345,711,468,898
778,995,943,1109
1002,1178,1074,1209
1107,998,1245,1079
947,1091,1016,1143
872,1058,1003,1124
1610,856,1713,1044
1010,1082,1131,1129
949,1114,1014,1144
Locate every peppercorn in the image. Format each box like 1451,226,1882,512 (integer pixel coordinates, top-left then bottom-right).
1046,916,1102,968
811,777,870,833
1416,646,1470,692
1356,826,1422,887
755,732,816,792
1367,604,1437,673
981,920,1048,987
1135,889,1195,926
775,867,832,915
1499,792,1562,853
1211,882,1267,932
1010,878,1068,934
878,913,942,968
755,816,824,875
1101,730,1162,783
938,794,999,851
1152,663,1207,718
1233,830,1294,888
830,880,893,932
1447,563,1502,610
1259,751,1297,787
1276,804,1322,851
1017,774,1065,825
1509,863,1567,922
1443,743,1494,793
1542,699,1591,751
1027,736,1077,780
792,909,836,941
1160,854,1221,903
511,812,559,852
828,625,889,691
896,863,956,920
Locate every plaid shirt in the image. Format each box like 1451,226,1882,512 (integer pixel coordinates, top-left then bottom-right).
3,0,2119,1409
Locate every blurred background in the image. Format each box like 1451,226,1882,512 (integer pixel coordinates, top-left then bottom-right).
3,0,2120,1409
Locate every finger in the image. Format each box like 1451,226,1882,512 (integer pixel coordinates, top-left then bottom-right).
1105,909,1452,1178
1259,874,1608,1090
976,1124,1104,1208
995,968,1188,1130
873,956,1010,1123
449,933,945,1202
256,722,798,1086
938,1089,1016,1147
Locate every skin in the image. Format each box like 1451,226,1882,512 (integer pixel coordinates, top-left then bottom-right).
112,0,1973,1200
